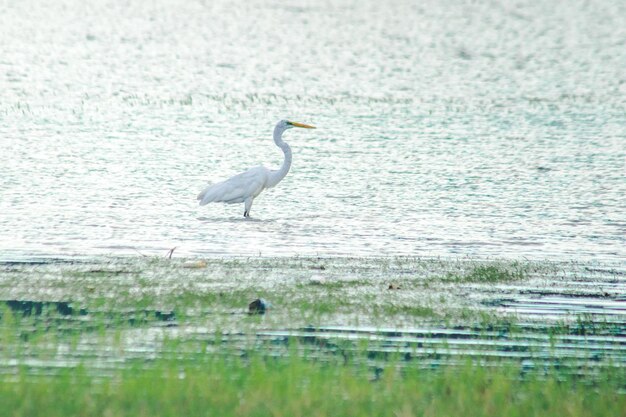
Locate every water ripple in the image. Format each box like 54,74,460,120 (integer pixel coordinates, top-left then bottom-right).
1,0,625,262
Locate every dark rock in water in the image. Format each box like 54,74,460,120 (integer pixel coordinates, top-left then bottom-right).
248,298,270,314
4,300,87,316
154,310,176,321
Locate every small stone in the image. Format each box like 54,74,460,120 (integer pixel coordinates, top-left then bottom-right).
388,283,401,290
248,298,270,314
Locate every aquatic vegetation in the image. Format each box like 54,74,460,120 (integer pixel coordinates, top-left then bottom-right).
0,255,624,417
443,264,526,283
0,355,624,417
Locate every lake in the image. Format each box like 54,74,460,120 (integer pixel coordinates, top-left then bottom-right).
1,0,625,262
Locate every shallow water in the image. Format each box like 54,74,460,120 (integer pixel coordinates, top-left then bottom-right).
1,257,624,374
1,0,625,261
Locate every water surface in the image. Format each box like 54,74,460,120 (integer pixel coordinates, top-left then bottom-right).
1,0,625,261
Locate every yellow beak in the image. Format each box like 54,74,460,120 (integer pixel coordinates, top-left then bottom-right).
290,121,316,129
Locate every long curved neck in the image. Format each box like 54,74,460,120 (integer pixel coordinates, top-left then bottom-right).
266,125,292,188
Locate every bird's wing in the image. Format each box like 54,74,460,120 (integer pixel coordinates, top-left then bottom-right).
198,166,269,206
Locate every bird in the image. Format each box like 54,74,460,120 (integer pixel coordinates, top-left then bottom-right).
197,120,316,217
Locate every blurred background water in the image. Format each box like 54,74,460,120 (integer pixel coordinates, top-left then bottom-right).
1,0,625,261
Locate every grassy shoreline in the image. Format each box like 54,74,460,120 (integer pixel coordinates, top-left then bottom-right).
1,256,624,415
2,357,624,417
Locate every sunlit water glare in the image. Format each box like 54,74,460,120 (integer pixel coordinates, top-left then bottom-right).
1,0,625,262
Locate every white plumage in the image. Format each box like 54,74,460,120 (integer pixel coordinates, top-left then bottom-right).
197,120,315,217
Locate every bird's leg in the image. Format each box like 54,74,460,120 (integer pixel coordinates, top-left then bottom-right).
244,197,253,218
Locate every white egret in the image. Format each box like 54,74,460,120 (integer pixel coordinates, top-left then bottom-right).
197,120,316,217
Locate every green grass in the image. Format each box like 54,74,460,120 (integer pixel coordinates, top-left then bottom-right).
1,355,623,417
1,256,624,416
375,303,437,318
444,264,526,283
